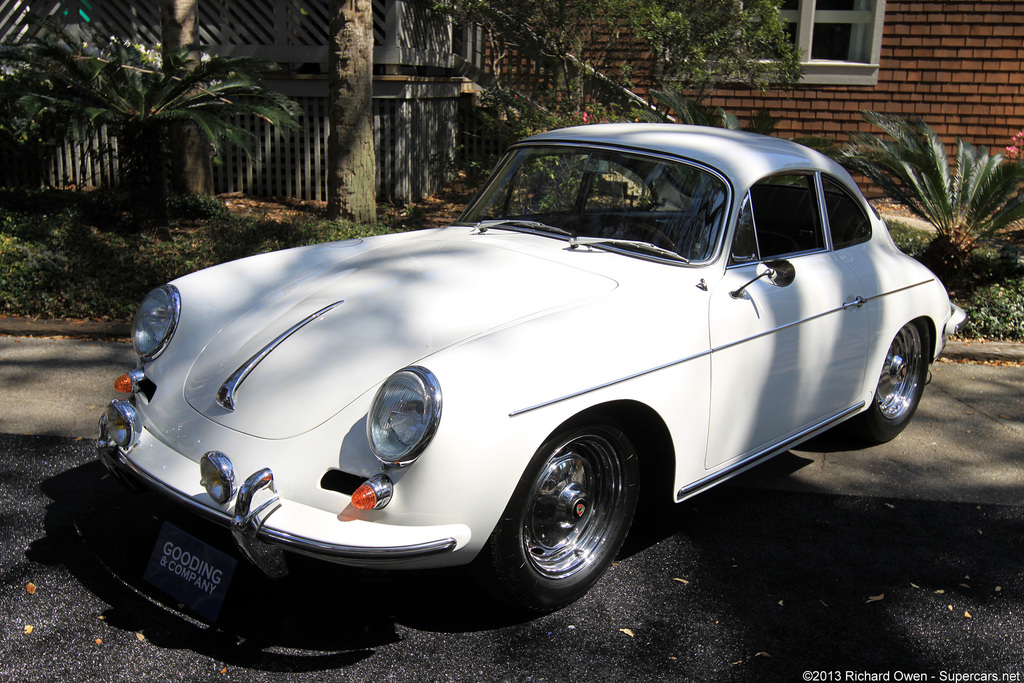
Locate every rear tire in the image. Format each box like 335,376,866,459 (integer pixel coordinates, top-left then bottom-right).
851,321,929,444
476,421,639,612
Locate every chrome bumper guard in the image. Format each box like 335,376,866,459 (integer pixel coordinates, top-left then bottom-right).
231,468,289,578
96,431,459,577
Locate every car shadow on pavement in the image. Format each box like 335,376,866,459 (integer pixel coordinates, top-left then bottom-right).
27,458,530,674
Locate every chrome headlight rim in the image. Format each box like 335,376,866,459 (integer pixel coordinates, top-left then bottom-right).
367,366,442,466
200,451,236,505
132,285,181,362
100,399,140,453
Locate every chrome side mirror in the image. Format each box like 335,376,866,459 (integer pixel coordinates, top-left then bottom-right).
730,259,796,299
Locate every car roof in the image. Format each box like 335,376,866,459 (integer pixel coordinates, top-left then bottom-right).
522,123,856,192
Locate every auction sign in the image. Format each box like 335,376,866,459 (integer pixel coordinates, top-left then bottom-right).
144,522,238,622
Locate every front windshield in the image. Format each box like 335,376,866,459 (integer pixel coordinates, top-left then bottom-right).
459,146,729,262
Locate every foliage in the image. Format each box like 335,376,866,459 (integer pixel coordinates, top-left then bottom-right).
957,278,1024,341
0,190,385,320
0,19,301,228
630,0,800,97
886,218,1024,341
434,0,800,112
885,219,931,259
479,88,616,141
839,112,1024,280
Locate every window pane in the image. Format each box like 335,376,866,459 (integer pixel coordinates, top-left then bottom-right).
822,176,871,248
730,193,759,265
811,0,875,62
459,147,729,262
748,174,824,258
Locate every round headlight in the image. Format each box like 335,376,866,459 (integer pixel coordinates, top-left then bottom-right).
132,285,181,361
367,367,441,466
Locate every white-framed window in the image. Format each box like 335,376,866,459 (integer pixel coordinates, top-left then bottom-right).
780,0,887,85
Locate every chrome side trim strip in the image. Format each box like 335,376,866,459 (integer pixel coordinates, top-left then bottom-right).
509,279,934,418
507,276,933,417
98,443,458,565
217,300,345,410
508,350,712,417
676,401,865,501
860,278,934,304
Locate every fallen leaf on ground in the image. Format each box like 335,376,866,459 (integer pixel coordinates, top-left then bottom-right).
965,611,972,618
26,583,36,595
867,593,884,602
136,633,145,641
756,651,771,658
620,628,635,638
23,625,33,635
673,577,689,584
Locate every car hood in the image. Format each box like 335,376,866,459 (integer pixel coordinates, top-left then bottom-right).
183,235,617,438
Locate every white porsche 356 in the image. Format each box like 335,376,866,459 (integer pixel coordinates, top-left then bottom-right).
99,124,964,611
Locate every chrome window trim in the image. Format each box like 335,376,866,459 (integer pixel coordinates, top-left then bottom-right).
463,141,734,267
510,279,935,417
217,300,345,411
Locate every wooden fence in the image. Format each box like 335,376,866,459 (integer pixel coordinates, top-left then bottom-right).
0,0,475,203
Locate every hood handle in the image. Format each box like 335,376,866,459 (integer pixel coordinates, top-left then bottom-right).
216,300,345,411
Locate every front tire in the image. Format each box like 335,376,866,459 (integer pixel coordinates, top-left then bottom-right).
477,421,639,612
852,321,929,444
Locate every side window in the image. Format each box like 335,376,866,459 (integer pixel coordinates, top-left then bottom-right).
729,193,759,265
739,173,825,260
822,176,871,248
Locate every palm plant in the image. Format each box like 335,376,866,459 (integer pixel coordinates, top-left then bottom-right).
840,111,1024,279
0,20,301,227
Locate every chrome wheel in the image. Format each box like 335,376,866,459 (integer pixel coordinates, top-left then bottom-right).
478,421,638,611
522,432,630,579
875,323,923,421
849,321,929,445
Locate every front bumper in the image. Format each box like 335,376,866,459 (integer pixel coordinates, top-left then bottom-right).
98,413,466,577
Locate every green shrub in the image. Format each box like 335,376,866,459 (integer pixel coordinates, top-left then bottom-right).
168,193,230,222
957,277,1024,341
0,233,67,313
885,219,931,259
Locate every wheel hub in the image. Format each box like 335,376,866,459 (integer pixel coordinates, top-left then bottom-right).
520,434,629,579
888,354,907,380
558,483,588,526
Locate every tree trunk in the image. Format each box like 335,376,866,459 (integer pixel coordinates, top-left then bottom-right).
327,0,377,223
161,0,214,196
120,122,169,228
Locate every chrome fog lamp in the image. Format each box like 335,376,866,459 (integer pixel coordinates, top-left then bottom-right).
101,400,140,452
200,451,236,504
367,366,441,466
132,285,181,361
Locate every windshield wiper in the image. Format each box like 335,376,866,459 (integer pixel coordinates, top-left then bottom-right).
569,236,690,263
475,219,574,238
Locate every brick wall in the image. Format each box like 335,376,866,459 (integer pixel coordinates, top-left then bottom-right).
705,1,1024,151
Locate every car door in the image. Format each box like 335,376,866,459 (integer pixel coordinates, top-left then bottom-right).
705,172,870,470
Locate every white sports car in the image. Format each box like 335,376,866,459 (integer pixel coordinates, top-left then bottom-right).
99,124,965,611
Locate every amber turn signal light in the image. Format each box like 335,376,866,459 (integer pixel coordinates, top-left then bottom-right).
114,368,146,394
351,474,394,511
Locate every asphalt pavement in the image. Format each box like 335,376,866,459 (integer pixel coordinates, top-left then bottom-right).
2,333,1023,681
